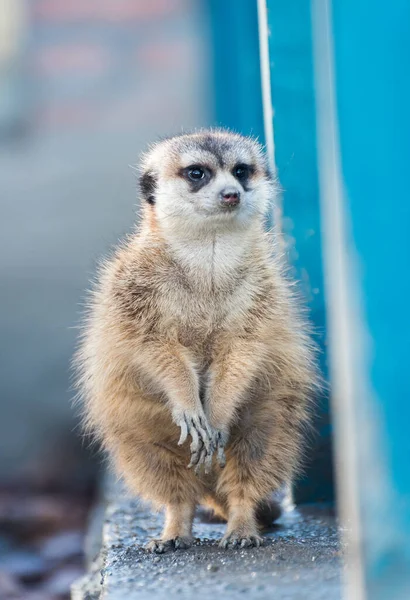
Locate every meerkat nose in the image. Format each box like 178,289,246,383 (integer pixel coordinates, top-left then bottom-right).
220,187,241,207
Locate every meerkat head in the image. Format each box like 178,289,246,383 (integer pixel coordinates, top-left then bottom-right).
139,130,274,236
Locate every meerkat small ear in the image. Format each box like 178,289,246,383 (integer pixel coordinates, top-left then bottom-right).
140,171,157,205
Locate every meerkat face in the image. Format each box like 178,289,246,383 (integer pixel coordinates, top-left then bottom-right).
139,131,274,234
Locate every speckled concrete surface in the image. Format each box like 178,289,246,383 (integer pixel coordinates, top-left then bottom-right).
72,484,343,600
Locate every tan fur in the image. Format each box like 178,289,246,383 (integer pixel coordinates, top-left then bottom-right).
74,130,319,551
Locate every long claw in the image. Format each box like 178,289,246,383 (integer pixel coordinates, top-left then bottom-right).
194,447,207,474
189,421,200,453
194,418,211,453
188,443,203,468
200,415,213,441
204,451,213,474
178,417,188,445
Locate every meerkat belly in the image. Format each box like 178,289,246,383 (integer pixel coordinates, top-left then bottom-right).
176,322,217,356
162,286,223,351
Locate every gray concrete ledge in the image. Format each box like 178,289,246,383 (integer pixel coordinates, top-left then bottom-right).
72,482,343,600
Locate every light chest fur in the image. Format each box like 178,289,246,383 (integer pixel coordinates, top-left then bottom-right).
121,226,271,360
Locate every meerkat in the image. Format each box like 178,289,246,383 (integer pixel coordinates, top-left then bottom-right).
75,129,319,552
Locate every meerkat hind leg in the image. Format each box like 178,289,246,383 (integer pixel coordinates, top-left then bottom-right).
146,502,195,554
220,497,263,549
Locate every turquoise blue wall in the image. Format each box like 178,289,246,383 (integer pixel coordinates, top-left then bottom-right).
207,0,334,503
207,0,265,141
329,0,410,595
264,0,333,503
208,0,410,593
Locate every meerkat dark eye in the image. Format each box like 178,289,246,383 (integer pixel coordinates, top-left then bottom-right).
180,165,211,189
233,164,249,180
187,166,205,181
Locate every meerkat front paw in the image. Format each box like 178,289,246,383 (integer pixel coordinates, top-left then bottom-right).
190,426,228,473
173,407,215,472
190,426,227,474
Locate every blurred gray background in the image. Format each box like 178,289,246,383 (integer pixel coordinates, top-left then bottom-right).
0,0,211,487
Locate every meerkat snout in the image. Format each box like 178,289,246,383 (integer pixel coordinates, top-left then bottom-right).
219,186,240,208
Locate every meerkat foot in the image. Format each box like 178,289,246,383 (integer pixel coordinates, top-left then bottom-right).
219,532,264,549
146,538,174,554
220,498,263,549
147,502,195,553
146,535,193,554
